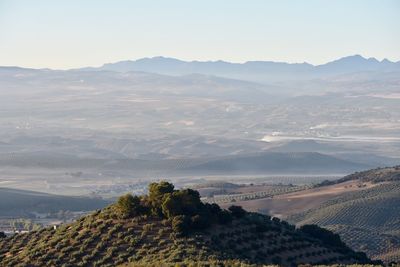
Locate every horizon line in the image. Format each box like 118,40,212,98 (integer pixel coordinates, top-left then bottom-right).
1,54,399,71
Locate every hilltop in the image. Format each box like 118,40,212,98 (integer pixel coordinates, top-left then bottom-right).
340,165,400,183
0,182,374,266
318,165,400,186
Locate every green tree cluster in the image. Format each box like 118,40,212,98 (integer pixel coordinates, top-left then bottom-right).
115,181,247,234
299,224,346,248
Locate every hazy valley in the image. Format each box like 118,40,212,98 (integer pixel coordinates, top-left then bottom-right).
1,55,400,266
1,55,400,195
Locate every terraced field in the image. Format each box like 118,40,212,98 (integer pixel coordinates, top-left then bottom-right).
216,180,377,218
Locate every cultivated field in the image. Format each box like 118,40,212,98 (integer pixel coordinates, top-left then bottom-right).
218,180,377,217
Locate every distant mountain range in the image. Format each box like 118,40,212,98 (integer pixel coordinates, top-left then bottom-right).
3,54,400,84
78,55,400,83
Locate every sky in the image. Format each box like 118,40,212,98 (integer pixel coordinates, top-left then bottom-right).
0,0,399,69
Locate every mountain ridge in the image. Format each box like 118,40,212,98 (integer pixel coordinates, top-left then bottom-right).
3,54,400,75
70,55,400,83
96,54,400,69
3,55,400,85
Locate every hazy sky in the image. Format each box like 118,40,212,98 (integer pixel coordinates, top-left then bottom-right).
1,0,399,69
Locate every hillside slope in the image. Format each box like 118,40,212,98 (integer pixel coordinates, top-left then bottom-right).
339,165,400,183
288,168,400,263
0,182,373,267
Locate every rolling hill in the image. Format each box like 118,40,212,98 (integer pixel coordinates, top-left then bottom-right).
180,152,368,175
0,188,111,217
0,182,374,266
336,165,400,183
287,167,400,263
0,151,368,175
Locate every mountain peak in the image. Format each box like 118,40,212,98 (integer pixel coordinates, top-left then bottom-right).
345,54,365,59
328,54,368,64
315,54,397,73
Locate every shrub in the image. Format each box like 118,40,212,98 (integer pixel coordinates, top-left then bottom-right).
217,210,233,224
148,181,174,200
299,224,347,249
272,217,280,223
116,194,146,218
272,256,282,265
142,223,153,232
148,181,175,215
255,223,269,233
190,214,210,230
162,189,202,219
172,215,189,235
158,228,166,236
228,205,246,218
